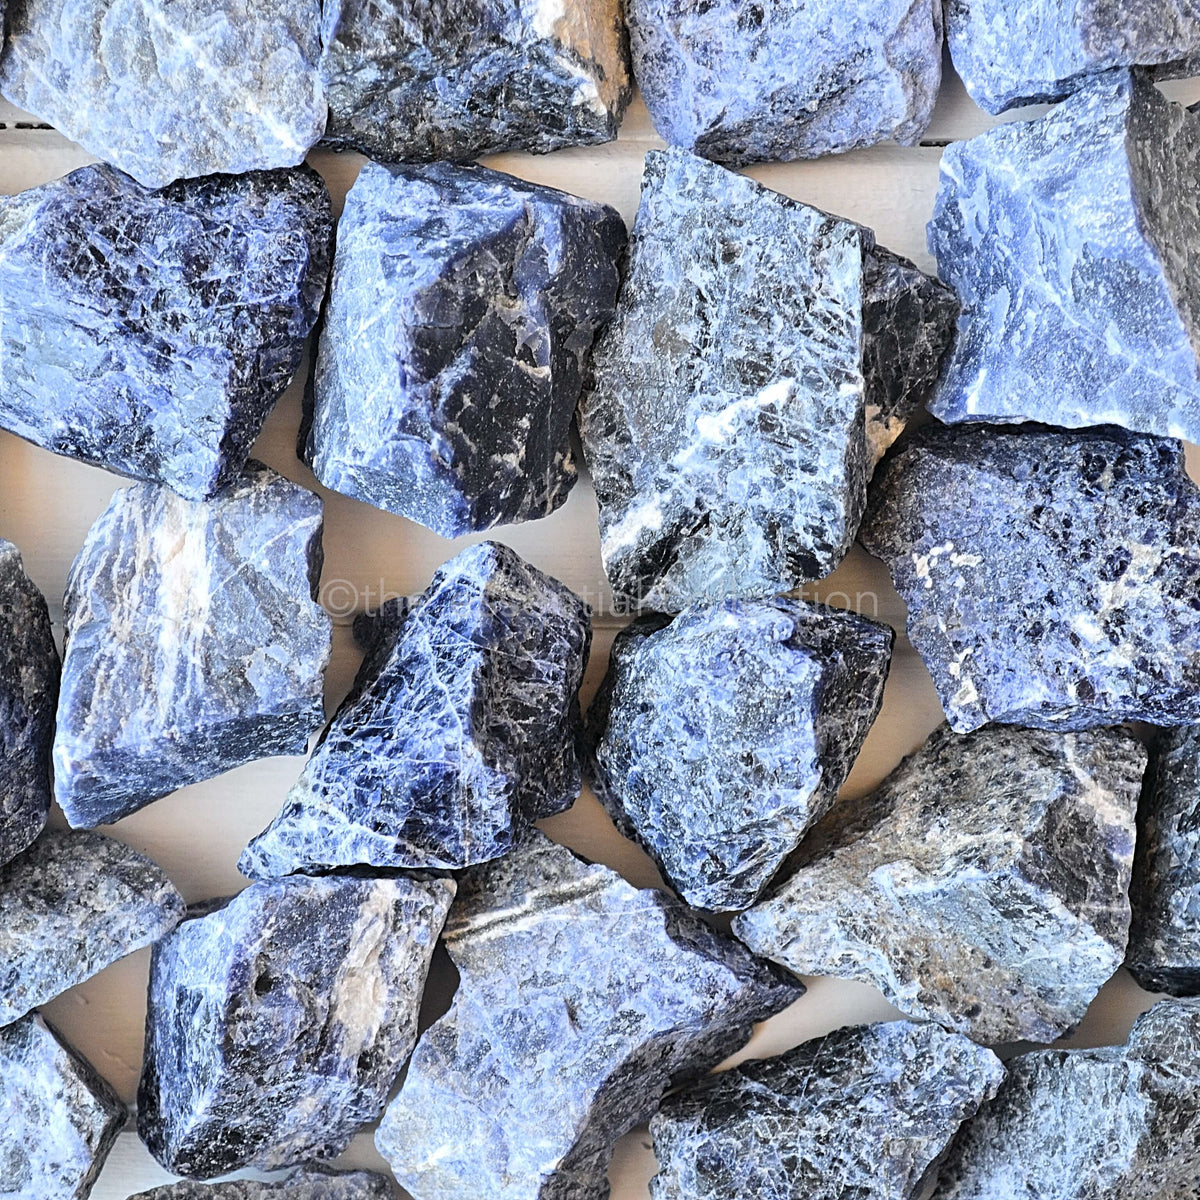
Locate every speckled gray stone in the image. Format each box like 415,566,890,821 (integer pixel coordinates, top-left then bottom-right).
376,833,803,1200
734,724,1143,1043
587,599,893,911
128,1167,395,1199
137,873,454,1179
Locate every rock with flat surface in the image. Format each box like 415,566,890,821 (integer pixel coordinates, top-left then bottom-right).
587,599,893,911
137,873,454,1179
861,423,1200,732
54,463,331,828
376,833,802,1200
0,164,332,500
129,1168,395,1199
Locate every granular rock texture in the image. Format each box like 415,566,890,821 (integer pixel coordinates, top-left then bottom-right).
137,873,454,1179
587,599,893,911
0,164,332,499
129,1168,395,1199
860,423,1200,732
54,464,331,828
241,542,591,878
306,161,625,536
733,724,1143,1043
376,833,803,1200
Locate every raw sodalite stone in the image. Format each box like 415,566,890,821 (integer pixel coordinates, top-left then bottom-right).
241,542,591,877
0,164,332,500
306,161,625,536
128,1168,396,1199
927,71,1200,442
54,463,332,828
587,599,893,911
376,833,803,1200
137,873,455,1178
860,423,1200,732
649,1020,1005,1200
734,724,1143,1043
0,829,184,1026
0,0,325,188
630,0,942,165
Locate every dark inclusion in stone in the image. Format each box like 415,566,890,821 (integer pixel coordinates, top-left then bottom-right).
54,463,332,829
376,833,803,1200
305,160,625,537
649,1020,1005,1200
860,422,1200,732
128,1168,397,1199
137,873,454,1179
586,599,893,911
0,163,332,500
241,541,591,878
580,148,956,611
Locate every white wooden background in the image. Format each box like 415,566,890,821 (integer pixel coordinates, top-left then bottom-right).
2,55,1197,1200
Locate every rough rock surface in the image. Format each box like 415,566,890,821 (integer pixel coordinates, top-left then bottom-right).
137,873,454,1179
587,599,893,911
928,71,1200,442
0,830,185,1026
54,463,331,828
0,1014,126,1200
376,833,803,1200
630,0,942,165
242,542,590,878
0,164,332,499
128,1169,396,1199
649,1020,1005,1200
734,724,1143,1043
0,0,325,188
860,423,1200,732
306,161,625,536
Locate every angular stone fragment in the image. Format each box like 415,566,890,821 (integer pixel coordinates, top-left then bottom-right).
376,833,803,1200
306,161,625,536
0,164,332,500
0,830,184,1026
630,0,942,165
587,600,893,911
0,0,325,188
128,1168,396,1199
54,464,332,828
137,873,454,1178
649,1020,1005,1200
734,724,1142,1043
861,423,1200,732
581,148,955,610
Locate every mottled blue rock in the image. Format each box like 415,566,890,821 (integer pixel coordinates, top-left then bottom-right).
137,873,454,1179
242,542,590,878
587,600,893,911
128,1168,396,1199
306,161,625,536
630,0,942,165
860,423,1200,732
0,0,325,188
649,1021,1005,1200
54,463,332,828
0,164,332,500
376,833,803,1200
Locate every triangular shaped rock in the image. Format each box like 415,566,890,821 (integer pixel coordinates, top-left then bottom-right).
128,1169,396,1199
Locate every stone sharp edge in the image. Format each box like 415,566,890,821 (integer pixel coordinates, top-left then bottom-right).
0,0,325,188
0,163,333,501
933,997,1200,1199
136,873,455,1179
305,160,626,537
580,147,954,611
53,461,332,828
127,1166,398,1198
319,0,631,162
648,1020,1005,1200
376,832,803,1200
928,70,1200,443
0,829,185,1026
586,599,894,911
860,422,1200,731
733,723,1143,1044
0,1013,127,1200
241,541,592,878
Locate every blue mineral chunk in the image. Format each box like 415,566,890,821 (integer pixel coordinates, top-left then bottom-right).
128,1167,396,1199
